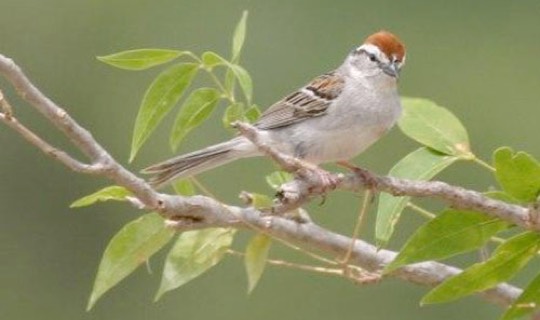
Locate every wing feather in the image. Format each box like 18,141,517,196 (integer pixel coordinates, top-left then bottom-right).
255,72,344,130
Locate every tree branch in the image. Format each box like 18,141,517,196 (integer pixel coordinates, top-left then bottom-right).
0,53,524,308
234,121,535,231
167,202,521,307
0,54,159,206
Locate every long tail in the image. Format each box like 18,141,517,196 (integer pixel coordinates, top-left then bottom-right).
142,137,257,188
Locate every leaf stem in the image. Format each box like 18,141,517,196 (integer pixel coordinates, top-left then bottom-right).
406,202,436,219
187,51,236,103
472,156,496,172
204,68,236,103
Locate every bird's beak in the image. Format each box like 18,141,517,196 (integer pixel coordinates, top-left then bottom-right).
381,61,400,79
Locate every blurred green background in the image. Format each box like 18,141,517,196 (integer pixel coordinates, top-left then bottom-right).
1,0,540,319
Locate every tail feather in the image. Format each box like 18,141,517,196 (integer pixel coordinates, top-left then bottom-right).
142,137,256,188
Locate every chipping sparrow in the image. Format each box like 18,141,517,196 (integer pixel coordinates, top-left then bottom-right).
143,31,406,188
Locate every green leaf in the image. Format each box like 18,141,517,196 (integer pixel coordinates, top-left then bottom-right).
71,186,132,208
173,179,196,196
225,11,248,98
222,102,245,128
155,228,235,300
244,104,261,123
130,63,199,161
245,234,272,293
376,147,460,247
385,210,508,273
493,147,540,202
399,98,472,157
97,49,186,70
229,64,253,104
201,51,228,69
232,11,248,61
266,171,294,190
502,271,540,320
422,232,540,304
169,87,221,151
87,213,174,310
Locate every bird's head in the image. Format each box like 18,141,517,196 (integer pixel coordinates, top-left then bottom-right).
346,31,406,80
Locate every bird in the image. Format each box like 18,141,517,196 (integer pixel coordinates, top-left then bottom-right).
143,30,406,188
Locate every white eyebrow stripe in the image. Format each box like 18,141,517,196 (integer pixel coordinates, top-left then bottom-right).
357,44,382,56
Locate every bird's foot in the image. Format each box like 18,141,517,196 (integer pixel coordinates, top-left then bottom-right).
337,161,378,190
297,165,340,193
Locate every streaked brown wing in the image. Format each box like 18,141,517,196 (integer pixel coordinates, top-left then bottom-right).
255,72,344,130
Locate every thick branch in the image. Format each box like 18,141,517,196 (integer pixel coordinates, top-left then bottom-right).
0,54,523,308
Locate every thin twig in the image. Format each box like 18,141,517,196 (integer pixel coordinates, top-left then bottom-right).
0,113,97,173
341,189,372,264
230,248,380,285
227,249,342,276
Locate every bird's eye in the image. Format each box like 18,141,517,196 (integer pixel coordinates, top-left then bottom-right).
368,54,377,62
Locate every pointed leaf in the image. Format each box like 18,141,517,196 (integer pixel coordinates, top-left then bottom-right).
422,232,540,304
245,234,272,293
385,210,509,273
399,98,472,157
97,49,186,70
201,51,228,69
229,64,253,104
493,147,540,202
266,171,294,190
87,213,174,310
244,104,261,123
173,179,196,196
232,11,248,61
222,102,245,128
376,147,460,247
155,228,235,300
224,11,248,95
71,186,132,208
130,63,199,161
169,87,221,151
502,271,540,320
